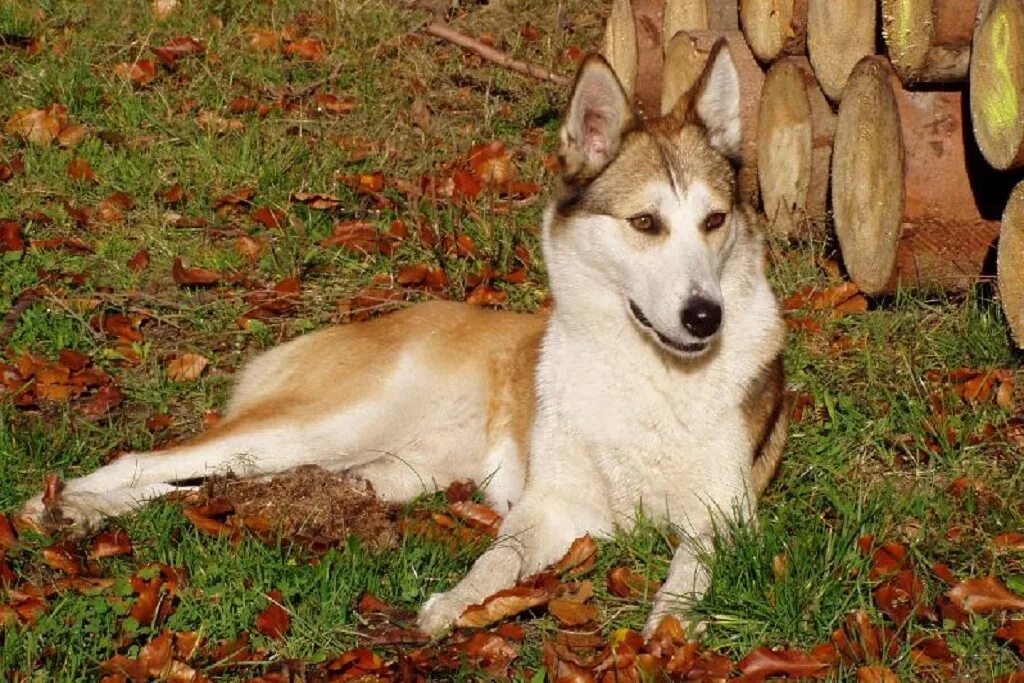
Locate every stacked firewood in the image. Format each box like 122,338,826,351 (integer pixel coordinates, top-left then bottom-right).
602,0,1024,348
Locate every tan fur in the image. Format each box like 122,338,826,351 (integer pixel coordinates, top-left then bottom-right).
743,354,789,496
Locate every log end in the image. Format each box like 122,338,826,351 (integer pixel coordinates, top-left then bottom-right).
831,56,905,296
999,182,1024,348
970,0,1024,171
758,58,814,237
807,0,878,101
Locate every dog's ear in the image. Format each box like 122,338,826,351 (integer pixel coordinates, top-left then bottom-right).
559,55,634,184
674,39,742,160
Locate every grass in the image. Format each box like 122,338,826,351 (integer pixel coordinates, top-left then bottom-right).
1,0,1022,680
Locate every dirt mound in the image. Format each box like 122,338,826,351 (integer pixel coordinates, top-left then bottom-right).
195,465,401,551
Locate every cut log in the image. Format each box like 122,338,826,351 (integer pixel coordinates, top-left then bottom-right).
970,0,1024,170
660,30,765,202
757,57,835,239
999,181,1024,347
663,0,740,41
740,0,808,63
881,0,979,84
603,0,639,98
806,0,877,101
832,56,1000,295
707,0,740,30
664,0,709,40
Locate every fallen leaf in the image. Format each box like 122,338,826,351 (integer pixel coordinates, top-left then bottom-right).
249,29,281,52
993,532,1024,551
454,631,520,678
290,190,340,210
457,577,559,628
5,105,66,145
868,542,910,581
857,665,899,682
0,516,16,549
43,543,83,575
548,598,598,627
737,646,834,680
166,354,208,382
251,206,286,230
448,501,502,536
996,619,1024,656
465,284,507,307
255,590,290,639
128,247,150,272
79,386,124,417
397,263,429,285
172,258,221,287
284,37,325,61
321,220,378,252
0,221,25,252
235,234,266,262
67,157,97,182
607,566,661,598
89,528,133,559
552,535,598,576
113,60,157,86
948,576,1024,614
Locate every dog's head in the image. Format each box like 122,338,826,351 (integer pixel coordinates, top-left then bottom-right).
547,41,744,360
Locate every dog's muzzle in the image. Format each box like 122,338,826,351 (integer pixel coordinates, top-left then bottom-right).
628,300,711,355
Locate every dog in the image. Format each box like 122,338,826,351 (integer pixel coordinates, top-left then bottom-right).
21,40,787,637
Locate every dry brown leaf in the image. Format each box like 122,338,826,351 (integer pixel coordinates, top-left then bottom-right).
89,528,133,559
737,646,835,680
607,566,661,599
457,580,557,629
171,258,221,287
857,665,899,682
67,157,97,182
548,598,598,627
552,535,598,576
255,590,290,639
113,60,157,86
947,576,1024,614
249,29,281,52
448,501,502,536
128,247,150,273
284,37,326,61
993,533,1024,551
5,105,66,145
166,354,208,382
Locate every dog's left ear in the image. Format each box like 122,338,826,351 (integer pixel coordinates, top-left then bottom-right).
559,55,634,184
678,39,742,160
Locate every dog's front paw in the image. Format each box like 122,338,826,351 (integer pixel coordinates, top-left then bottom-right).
418,590,473,636
643,595,705,640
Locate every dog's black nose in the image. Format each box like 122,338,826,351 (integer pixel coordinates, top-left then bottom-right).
681,298,722,338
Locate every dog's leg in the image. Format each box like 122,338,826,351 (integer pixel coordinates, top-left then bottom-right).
20,414,370,527
39,483,198,526
643,453,755,637
417,487,611,635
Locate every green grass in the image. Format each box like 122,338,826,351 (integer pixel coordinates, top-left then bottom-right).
1,0,1023,680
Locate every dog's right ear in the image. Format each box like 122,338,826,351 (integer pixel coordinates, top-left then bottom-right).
558,56,634,184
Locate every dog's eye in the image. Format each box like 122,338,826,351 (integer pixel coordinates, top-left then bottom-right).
703,211,727,233
628,214,657,233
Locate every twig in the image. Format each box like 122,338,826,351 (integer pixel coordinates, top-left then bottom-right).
424,21,570,86
0,292,39,349
286,60,346,103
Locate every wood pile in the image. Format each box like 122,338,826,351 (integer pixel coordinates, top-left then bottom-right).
600,0,1024,347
